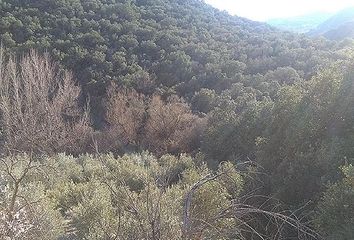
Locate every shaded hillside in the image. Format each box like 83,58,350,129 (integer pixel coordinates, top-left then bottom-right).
0,0,345,100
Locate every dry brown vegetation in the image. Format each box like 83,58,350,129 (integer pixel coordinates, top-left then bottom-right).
100,85,205,156
144,95,205,155
105,86,146,146
0,50,92,155
0,49,206,157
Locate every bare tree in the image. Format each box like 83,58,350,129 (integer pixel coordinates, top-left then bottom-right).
96,85,147,154
103,88,205,156
144,95,205,155
0,49,92,155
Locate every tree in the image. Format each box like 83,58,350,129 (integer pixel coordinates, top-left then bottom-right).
191,88,216,113
256,63,354,206
202,84,272,167
0,49,92,155
315,165,354,239
144,95,204,155
101,86,146,153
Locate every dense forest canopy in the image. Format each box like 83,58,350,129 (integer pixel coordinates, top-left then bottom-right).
0,0,354,239
1,0,352,97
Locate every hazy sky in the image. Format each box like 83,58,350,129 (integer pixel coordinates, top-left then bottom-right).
205,0,354,21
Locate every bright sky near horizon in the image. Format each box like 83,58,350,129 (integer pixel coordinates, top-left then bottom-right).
204,0,354,21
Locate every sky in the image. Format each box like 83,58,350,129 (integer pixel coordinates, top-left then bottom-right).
204,0,354,21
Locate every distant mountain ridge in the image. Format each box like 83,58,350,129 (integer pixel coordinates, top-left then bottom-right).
267,7,354,40
309,7,354,35
321,21,354,40
309,7,354,40
267,12,332,33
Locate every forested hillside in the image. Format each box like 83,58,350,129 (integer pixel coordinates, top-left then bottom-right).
0,0,350,97
1,0,354,239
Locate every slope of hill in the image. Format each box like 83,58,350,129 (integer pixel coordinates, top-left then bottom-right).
267,12,332,33
309,7,354,39
323,21,354,40
0,0,343,100
1,1,354,239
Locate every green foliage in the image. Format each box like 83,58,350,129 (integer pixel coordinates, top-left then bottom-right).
202,83,273,167
315,165,354,239
0,155,65,239
191,88,216,113
0,0,354,238
1,153,248,239
0,0,348,102
256,63,354,206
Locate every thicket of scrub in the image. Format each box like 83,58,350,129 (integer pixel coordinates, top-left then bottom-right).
1,152,325,239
